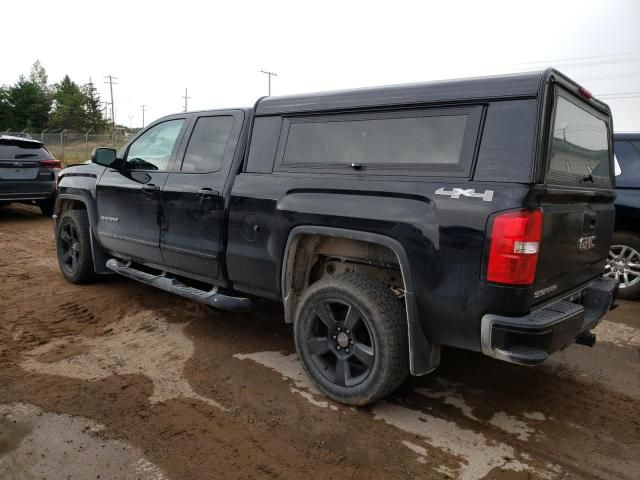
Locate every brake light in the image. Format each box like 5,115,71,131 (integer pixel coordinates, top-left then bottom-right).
578,86,593,100
487,209,543,285
40,159,61,169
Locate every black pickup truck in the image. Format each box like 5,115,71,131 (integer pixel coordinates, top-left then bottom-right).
54,69,618,405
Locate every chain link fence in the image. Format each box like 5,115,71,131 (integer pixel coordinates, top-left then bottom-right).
1,130,132,166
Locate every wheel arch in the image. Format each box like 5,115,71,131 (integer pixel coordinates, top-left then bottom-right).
281,225,439,375
54,193,110,275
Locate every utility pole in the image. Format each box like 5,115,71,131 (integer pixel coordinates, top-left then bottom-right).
103,101,111,121
128,115,134,130
260,70,278,96
140,104,149,128
104,75,118,133
182,88,191,113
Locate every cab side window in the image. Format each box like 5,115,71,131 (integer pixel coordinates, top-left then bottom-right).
180,116,234,172
126,119,185,171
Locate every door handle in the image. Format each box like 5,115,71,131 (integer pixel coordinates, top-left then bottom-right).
198,188,217,197
142,183,159,192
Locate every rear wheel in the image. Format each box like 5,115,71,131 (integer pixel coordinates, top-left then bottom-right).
56,210,94,284
605,232,640,299
294,272,409,406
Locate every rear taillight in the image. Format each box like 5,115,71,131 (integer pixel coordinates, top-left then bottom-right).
487,209,543,285
40,158,61,169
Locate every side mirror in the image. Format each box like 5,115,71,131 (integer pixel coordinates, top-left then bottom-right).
91,147,118,167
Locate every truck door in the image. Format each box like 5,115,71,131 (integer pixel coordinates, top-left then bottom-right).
160,111,244,281
96,118,186,265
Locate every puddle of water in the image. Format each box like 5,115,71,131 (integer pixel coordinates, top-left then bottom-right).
523,412,546,421
235,351,558,480
20,310,226,411
416,384,544,441
401,440,429,465
415,385,479,421
234,351,338,410
0,403,167,480
373,402,533,480
488,412,535,441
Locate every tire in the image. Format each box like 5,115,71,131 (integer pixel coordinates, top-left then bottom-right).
38,199,54,217
294,272,409,406
56,209,94,284
605,232,640,300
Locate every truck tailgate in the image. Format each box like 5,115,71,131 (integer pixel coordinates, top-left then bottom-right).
532,86,615,303
533,190,615,303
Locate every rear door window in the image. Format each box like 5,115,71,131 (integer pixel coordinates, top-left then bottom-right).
547,94,611,187
614,140,640,187
275,107,482,176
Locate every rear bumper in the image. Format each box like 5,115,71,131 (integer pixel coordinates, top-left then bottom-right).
0,181,56,202
481,277,618,365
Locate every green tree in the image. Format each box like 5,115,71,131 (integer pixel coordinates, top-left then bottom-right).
8,74,51,130
29,60,48,91
82,78,108,132
49,75,89,131
0,85,13,130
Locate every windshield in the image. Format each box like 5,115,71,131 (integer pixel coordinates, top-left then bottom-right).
547,95,611,187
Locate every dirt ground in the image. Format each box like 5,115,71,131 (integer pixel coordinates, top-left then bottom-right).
1,203,639,480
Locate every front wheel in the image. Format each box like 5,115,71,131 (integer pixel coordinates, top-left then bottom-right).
294,272,409,406
605,232,640,300
56,210,94,284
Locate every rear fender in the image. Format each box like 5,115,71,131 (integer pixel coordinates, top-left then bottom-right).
282,225,440,376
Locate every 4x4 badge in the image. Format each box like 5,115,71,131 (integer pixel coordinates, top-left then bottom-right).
435,187,494,202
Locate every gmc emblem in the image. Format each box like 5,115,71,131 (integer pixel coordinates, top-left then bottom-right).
577,235,596,251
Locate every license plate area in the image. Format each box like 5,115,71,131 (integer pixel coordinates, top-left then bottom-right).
0,167,39,180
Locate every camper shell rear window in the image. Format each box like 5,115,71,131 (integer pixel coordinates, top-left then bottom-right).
547,92,612,188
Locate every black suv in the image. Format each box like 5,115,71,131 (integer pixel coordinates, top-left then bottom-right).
606,133,640,298
53,69,618,405
0,135,60,215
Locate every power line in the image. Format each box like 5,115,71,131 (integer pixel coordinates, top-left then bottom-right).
260,69,278,96
182,88,191,113
596,90,640,97
140,104,149,128
512,51,640,68
104,75,118,133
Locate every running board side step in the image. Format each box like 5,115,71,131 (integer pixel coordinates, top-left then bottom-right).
106,258,252,312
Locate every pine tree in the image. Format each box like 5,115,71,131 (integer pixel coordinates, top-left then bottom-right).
29,60,49,90
49,75,88,131
0,86,13,130
82,78,108,132
9,74,51,130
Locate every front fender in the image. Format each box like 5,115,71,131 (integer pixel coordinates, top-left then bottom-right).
54,177,110,275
